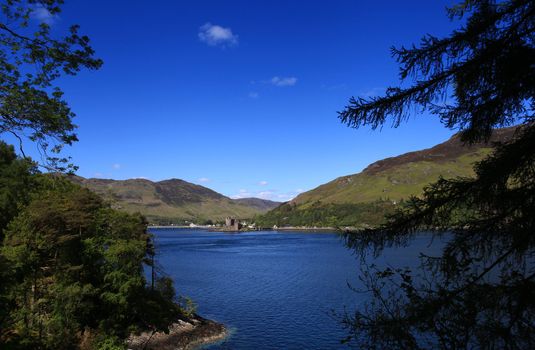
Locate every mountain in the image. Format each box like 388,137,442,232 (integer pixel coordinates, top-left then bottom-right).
257,127,517,228
69,176,280,224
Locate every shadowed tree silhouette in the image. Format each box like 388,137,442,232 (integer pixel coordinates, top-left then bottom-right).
339,0,534,348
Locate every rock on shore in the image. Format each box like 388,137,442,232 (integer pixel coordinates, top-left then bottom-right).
127,315,226,350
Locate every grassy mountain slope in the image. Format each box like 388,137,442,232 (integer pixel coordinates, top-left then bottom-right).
69,177,280,224
257,127,517,227
233,197,281,211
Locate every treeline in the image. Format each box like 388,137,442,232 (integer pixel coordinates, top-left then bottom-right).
0,142,186,349
255,200,397,228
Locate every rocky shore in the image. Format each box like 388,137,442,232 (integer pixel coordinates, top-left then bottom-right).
127,315,227,350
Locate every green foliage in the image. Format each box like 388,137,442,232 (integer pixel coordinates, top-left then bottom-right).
0,141,36,342
0,176,182,349
93,335,126,350
0,141,36,237
255,200,396,228
0,3,184,349
339,0,535,348
178,296,198,318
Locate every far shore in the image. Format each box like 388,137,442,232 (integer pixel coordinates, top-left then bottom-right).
272,226,338,232
148,225,207,229
148,225,341,233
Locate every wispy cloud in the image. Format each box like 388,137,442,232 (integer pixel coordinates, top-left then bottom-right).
257,191,274,199
270,76,297,87
274,190,304,201
272,189,307,201
258,180,268,186
198,177,210,183
230,188,306,201
277,194,292,200
231,189,252,199
112,163,121,170
31,5,57,24
248,92,259,99
94,172,104,178
321,83,348,91
198,23,238,47
361,87,384,98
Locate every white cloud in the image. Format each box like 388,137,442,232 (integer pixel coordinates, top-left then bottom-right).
248,92,259,99
198,177,210,183
231,189,252,199
258,180,268,186
275,191,300,200
112,163,121,170
230,188,305,201
94,172,104,178
31,5,57,24
257,191,274,199
198,23,238,47
270,76,297,87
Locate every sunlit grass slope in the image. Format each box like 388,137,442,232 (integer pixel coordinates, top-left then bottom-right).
258,127,516,227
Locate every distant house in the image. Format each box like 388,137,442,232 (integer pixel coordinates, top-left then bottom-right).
225,217,241,231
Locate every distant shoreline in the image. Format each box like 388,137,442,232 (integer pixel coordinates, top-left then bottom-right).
148,225,340,233
271,226,338,232
148,225,207,229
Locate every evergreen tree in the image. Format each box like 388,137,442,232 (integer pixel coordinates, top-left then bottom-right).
339,0,534,348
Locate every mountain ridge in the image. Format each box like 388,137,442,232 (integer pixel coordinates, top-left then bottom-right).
290,126,517,206
69,176,280,224
361,127,516,175
257,127,518,227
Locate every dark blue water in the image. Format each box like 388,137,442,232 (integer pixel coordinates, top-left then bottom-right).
150,229,443,349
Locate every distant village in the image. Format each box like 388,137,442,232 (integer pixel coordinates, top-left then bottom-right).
148,217,257,232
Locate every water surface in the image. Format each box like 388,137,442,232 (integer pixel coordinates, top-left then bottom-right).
150,228,441,349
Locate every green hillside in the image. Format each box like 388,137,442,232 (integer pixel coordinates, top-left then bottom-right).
257,127,516,228
294,150,491,206
69,177,280,225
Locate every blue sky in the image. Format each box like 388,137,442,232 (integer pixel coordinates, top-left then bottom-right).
19,0,463,201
